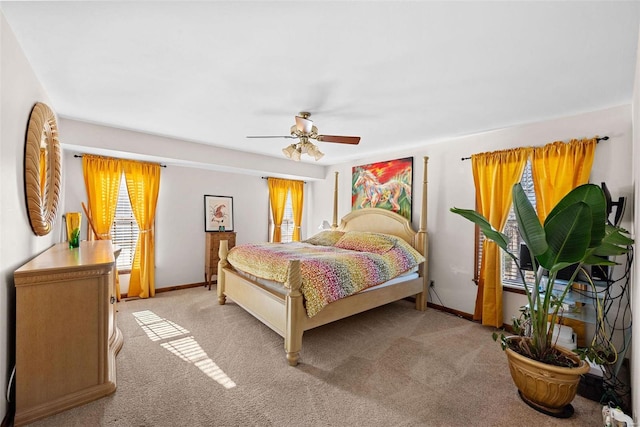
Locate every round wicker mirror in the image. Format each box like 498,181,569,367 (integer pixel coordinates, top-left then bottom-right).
25,102,61,236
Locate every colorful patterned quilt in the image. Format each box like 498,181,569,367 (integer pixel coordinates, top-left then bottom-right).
226,232,424,317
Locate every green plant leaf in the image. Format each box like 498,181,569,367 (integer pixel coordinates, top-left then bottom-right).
603,225,634,246
548,261,581,275
545,184,606,248
537,202,591,270
593,242,631,257
587,226,632,257
450,207,510,252
512,183,547,256
583,254,617,266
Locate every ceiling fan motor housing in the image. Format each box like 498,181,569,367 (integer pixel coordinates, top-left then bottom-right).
294,113,315,135
291,124,318,138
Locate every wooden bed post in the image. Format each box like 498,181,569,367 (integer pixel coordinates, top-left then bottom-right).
217,240,229,305
331,171,339,229
415,156,429,311
284,259,304,366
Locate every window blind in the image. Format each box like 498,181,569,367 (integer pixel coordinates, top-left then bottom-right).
111,177,139,272
280,192,294,243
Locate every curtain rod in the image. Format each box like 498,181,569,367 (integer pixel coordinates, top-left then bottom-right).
74,154,167,168
460,136,609,161
261,176,307,184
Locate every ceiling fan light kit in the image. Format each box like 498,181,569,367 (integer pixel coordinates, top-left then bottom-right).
282,138,324,162
306,142,324,161
248,112,359,161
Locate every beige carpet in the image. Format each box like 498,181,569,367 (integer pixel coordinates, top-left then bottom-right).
29,287,603,426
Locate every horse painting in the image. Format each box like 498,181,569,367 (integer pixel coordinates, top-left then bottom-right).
352,157,412,220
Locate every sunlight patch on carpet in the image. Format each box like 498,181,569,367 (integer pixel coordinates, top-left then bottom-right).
132,310,236,389
132,310,189,341
162,337,237,389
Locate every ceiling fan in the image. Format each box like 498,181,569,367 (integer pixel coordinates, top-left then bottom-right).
247,112,360,161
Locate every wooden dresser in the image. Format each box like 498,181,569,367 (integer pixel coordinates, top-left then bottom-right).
205,231,236,290
14,240,123,426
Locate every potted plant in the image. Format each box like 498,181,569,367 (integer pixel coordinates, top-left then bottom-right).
451,183,633,417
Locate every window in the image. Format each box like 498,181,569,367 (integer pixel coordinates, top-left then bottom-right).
281,192,294,243
269,191,294,243
476,161,536,287
111,176,139,272
267,177,304,243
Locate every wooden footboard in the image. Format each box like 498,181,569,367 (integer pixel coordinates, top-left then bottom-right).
218,240,305,365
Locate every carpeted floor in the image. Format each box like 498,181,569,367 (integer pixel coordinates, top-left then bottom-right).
29,287,603,426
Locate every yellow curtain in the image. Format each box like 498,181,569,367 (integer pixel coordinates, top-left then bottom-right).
531,138,596,223
472,147,530,327
123,160,161,299
268,177,289,242
82,155,123,298
289,180,304,241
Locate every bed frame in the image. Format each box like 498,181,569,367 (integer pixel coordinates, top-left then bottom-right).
217,156,429,365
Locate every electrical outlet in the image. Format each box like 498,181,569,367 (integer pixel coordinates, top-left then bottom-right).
430,280,435,288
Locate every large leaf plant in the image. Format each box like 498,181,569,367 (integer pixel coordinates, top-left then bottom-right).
451,183,633,365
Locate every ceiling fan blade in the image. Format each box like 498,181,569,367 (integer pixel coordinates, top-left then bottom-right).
316,135,360,145
246,135,297,139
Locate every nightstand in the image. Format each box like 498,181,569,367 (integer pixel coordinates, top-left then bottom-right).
205,231,236,290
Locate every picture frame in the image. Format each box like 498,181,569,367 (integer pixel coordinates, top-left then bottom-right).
204,195,234,232
351,156,413,221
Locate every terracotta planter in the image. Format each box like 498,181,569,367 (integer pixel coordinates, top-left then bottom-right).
504,337,590,418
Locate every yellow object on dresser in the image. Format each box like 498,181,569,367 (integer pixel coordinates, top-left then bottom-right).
13,240,123,426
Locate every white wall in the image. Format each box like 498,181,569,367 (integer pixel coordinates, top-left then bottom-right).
310,105,633,326
0,11,60,421
631,22,640,422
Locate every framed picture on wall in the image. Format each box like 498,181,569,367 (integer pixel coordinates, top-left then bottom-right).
351,157,413,221
204,195,234,232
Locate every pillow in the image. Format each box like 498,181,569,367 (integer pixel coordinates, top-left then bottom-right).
392,236,425,264
334,231,396,254
302,230,345,246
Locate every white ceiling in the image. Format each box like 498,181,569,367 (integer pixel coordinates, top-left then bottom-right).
2,1,639,165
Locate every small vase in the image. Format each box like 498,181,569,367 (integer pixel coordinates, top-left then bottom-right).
66,212,82,249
